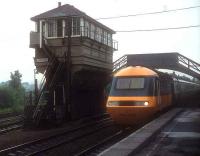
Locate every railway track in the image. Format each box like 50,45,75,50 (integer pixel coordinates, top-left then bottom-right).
0,115,23,135
0,115,114,156
0,112,22,119
74,112,163,156
75,127,134,156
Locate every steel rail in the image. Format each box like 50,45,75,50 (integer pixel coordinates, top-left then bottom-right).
0,116,113,156
0,124,23,135
0,115,24,135
75,127,133,156
29,119,113,156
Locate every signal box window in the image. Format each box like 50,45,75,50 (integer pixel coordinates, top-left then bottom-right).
72,17,80,36
57,19,63,37
90,24,95,39
107,33,112,46
47,19,63,37
47,20,57,37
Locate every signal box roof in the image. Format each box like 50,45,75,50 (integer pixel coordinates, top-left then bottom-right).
114,66,158,77
31,4,115,33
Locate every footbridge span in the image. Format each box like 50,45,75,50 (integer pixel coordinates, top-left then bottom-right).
113,52,200,80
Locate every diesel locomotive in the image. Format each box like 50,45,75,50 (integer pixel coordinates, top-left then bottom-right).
106,66,200,125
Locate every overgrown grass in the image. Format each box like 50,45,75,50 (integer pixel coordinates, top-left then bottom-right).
0,104,24,114
0,107,12,114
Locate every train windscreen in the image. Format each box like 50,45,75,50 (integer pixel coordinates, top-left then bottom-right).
116,78,145,89
109,77,155,96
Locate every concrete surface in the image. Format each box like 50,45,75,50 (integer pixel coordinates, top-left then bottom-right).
99,108,182,156
136,108,200,156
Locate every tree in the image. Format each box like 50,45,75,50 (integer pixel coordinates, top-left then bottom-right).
0,70,25,112
9,70,22,89
0,84,25,111
0,87,13,108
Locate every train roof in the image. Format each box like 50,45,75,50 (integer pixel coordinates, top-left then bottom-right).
114,66,158,77
173,78,200,86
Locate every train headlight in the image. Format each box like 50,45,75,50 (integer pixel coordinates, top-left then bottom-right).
144,102,149,106
134,101,145,106
107,101,119,106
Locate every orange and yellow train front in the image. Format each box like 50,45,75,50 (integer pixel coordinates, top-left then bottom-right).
107,66,160,125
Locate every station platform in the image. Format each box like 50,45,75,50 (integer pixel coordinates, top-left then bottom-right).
99,108,200,156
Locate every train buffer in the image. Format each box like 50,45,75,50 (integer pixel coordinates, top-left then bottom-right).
113,52,200,80
99,107,200,156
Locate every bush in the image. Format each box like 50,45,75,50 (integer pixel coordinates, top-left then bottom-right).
0,86,13,108
0,85,25,112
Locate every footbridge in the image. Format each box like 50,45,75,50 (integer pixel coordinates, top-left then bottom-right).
113,52,200,79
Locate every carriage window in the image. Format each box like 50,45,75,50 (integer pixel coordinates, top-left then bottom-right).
116,78,145,89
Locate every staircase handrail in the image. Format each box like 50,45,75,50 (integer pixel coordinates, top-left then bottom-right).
113,55,128,72
37,56,57,94
48,62,64,89
35,41,59,106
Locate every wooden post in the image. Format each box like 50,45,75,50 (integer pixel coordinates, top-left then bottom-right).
65,17,72,120
34,78,38,105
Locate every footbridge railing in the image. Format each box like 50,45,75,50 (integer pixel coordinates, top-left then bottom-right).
178,54,200,75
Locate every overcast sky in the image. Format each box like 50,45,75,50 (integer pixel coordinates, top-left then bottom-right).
0,0,199,83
